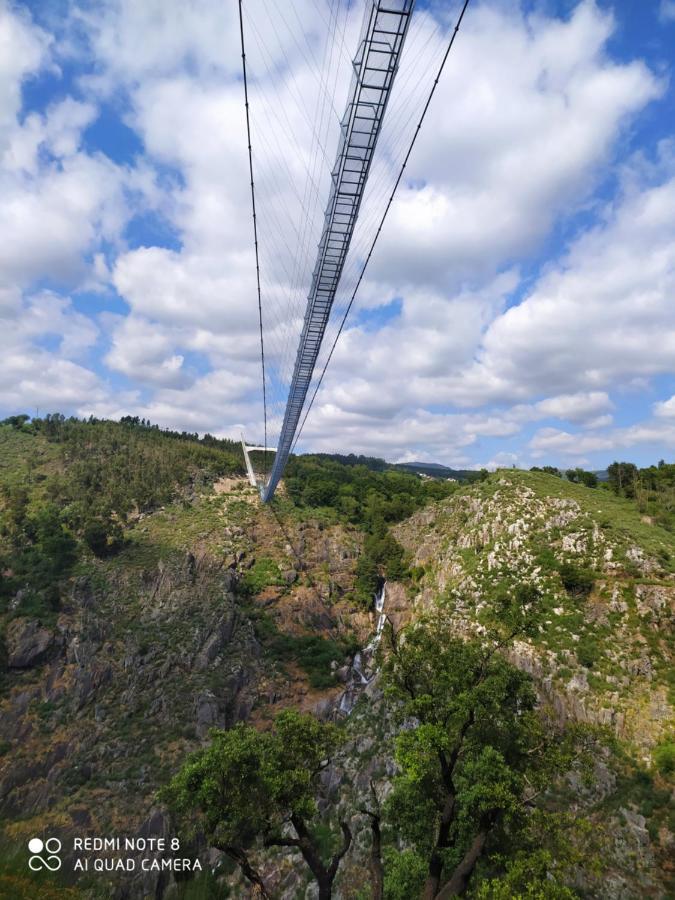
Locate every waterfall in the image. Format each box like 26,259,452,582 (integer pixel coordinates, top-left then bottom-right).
336,582,386,716
369,582,387,649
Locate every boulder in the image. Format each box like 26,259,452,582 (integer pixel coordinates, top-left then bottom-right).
6,618,55,668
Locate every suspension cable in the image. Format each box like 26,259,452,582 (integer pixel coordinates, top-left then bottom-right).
291,0,472,454
238,0,268,476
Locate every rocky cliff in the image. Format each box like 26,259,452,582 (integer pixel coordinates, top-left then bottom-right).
1,460,674,898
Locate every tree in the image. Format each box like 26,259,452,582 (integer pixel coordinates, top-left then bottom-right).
162,711,351,899
578,470,597,488
607,461,638,497
83,514,124,558
374,606,595,899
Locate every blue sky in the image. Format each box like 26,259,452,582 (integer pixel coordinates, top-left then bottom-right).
1,0,675,469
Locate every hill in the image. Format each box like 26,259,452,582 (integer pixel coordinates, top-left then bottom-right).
293,451,480,481
392,460,478,480
0,418,673,898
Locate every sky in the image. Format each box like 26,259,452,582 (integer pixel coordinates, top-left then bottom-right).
1,0,675,470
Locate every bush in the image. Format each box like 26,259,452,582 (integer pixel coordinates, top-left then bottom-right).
83,516,124,558
559,563,594,598
653,740,675,777
239,558,284,596
269,632,357,689
576,635,597,669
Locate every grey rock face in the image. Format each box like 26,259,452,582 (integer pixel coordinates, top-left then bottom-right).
6,618,56,668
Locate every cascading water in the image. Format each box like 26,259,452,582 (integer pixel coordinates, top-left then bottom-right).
337,581,386,715
366,583,387,651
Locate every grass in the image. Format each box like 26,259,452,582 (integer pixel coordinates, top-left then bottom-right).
507,470,675,570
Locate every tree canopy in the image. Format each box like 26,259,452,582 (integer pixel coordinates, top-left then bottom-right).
162,710,350,900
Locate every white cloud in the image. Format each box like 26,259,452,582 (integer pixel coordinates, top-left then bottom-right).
530,420,675,460
365,0,662,292
431,160,675,409
0,3,51,156
0,350,105,413
533,391,613,424
654,395,675,418
104,314,190,388
2,0,673,468
660,1,675,23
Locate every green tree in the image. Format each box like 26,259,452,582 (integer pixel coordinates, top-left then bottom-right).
578,470,598,488
162,711,351,899
376,610,596,899
607,461,638,497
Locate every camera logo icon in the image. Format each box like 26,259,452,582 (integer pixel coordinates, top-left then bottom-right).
28,837,62,871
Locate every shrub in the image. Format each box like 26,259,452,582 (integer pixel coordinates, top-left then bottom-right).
653,740,675,777
559,563,594,598
238,557,284,596
83,516,124,558
576,636,597,669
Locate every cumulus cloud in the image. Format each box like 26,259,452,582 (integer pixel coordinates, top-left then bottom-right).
420,157,675,409
2,0,673,468
654,395,675,419
0,3,51,155
366,0,662,291
530,421,675,460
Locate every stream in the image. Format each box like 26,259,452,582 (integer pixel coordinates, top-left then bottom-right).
337,581,387,715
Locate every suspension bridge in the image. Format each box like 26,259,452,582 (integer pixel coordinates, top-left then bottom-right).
237,0,470,501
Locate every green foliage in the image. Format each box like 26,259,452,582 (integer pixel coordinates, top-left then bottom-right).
0,415,244,616
607,461,639,497
171,869,231,899
268,632,357,689
474,847,578,899
245,607,357,688
162,711,345,892
0,497,77,616
382,849,427,900
379,611,598,896
284,456,455,529
575,635,598,669
653,740,675,777
607,459,675,530
83,515,124,558
285,455,449,605
565,468,597,488
530,466,562,477
0,842,82,899
238,558,284,596
558,563,594,599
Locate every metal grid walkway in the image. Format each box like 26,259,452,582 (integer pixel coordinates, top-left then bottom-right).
261,0,415,501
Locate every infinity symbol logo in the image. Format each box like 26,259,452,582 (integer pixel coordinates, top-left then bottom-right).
28,837,62,871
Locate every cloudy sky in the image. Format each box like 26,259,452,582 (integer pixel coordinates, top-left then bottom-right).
2,0,675,469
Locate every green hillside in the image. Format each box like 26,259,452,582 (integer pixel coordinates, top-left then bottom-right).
0,419,673,899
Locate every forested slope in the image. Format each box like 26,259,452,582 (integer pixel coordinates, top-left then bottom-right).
0,419,672,899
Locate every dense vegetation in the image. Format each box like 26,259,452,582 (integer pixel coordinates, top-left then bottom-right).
164,605,603,899
284,455,457,603
0,414,244,619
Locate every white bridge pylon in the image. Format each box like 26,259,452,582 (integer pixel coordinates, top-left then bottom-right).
241,433,274,489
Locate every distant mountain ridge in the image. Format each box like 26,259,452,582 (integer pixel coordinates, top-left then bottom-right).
301,452,477,481
393,460,476,480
